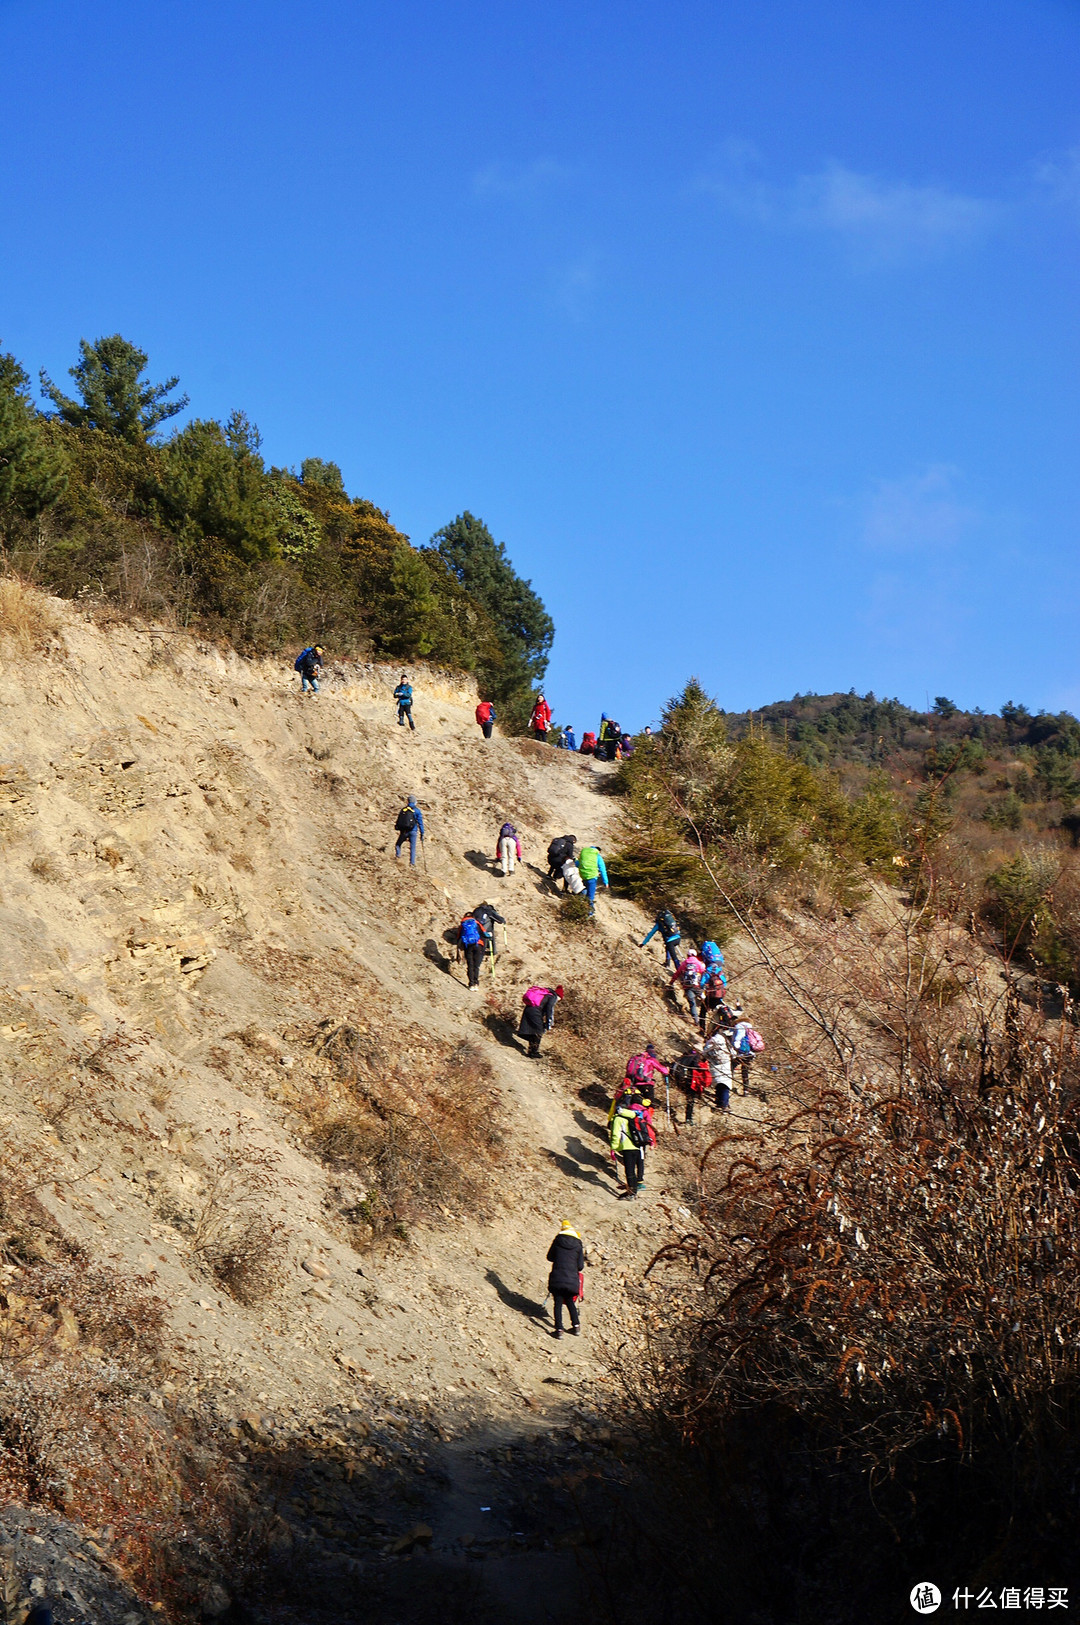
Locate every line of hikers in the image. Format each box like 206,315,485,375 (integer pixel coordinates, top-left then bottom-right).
292,649,640,767
525,694,635,760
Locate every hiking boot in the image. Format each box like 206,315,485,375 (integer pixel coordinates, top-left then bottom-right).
554,1328,563,1340
569,1326,580,1336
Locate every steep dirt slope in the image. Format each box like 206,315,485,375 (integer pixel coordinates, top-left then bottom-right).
0,593,769,1621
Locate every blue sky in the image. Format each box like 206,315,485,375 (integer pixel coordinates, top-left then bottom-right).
1,0,1077,730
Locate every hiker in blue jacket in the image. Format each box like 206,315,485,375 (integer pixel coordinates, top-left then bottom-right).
641,908,682,971
557,726,577,752
294,645,324,694
393,674,415,730
393,796,425,865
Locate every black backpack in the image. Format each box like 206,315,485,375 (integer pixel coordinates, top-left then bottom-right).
395,805,417,834
548,835,574,867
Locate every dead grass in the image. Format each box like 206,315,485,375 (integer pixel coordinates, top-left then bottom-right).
301,1031,503,1244
0,577,59,654
188,1130,289,1307
28,853,64,883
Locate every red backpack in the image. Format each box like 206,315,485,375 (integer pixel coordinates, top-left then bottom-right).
476,701,492,724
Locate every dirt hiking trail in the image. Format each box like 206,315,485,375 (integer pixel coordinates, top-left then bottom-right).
0,598,771,1622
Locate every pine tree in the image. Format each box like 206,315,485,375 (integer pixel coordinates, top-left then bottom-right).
428,511,553,709
40,334,188,443
0,349,68,525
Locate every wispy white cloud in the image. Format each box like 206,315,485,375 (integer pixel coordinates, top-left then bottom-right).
1033,145,1080,209
861,465,979,553
472,158,572,200
699,142,999,265
550,253,599,321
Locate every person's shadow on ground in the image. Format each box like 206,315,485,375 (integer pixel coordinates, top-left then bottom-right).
423,939,452,973
484,1270,548,1322
463,850,493,872
543,1147,611,1192
482,1012,527,1055
564,1134,611,1174
571,1109,609,1147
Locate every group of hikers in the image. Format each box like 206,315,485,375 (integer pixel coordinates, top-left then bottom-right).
293,649,417,732
524,694,635,760
294,643,767,1343
292,651,638,764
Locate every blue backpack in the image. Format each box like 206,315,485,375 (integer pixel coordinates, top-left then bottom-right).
294,647,313,672
459,916,482,947
700,941,724,964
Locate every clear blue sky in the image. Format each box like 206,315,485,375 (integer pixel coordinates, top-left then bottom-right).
1,0,1077,730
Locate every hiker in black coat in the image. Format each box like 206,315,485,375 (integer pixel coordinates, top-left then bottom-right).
547,1222,585,1337
546,835,576,889
518,985,562,1058
472,901,506,935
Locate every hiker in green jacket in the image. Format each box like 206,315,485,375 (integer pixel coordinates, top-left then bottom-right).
609,1090,647,1198
577,845,608,917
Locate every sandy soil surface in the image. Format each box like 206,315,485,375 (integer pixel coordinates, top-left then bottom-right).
0,600,772,1621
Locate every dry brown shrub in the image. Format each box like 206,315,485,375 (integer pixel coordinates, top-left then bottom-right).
0,577,59,653
303,1033,502,1242
621,884,1080,1615
28,853,64,883
188,1131,289,1306
558,982,643,1082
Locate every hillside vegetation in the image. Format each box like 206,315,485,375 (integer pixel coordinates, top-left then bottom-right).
617,679,1080,993
0,334,552,728
608,677,1080,1619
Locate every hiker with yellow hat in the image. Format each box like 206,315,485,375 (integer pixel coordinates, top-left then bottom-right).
294,643,324,695
546,1221,585,1339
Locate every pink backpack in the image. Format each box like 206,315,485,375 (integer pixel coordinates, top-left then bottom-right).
523,986,547,1007
746,1027,766,1053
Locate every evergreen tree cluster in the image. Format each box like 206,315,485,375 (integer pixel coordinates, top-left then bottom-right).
0,335,551,720
614,679,907,934
723,687,1080,795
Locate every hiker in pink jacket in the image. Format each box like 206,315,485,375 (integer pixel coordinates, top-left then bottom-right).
669,953,705,1024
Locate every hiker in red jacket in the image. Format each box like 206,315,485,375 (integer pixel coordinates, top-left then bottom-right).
529,693,552,742
475,700,496,739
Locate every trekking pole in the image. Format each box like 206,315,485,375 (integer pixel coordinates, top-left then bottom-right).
501,924,508,952
489,935,496,978
421,833,428,872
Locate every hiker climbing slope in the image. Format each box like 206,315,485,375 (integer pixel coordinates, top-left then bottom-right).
547,835,576,889
640,907,682,971
529,692,552,742
470,900,506,970
546,1221,585,1339
475,699,496,739
577,844,608,916
609,1089,649,1199
393,674,416,730
456,911,488,989
294,644,324,694
496,822,522,876
393,796,425,866
518,984,562,1058
669,950,705,1024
